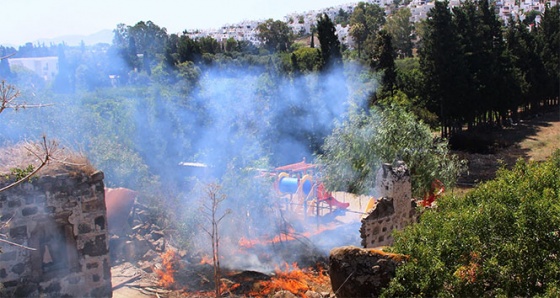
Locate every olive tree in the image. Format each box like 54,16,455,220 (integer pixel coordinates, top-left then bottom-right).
318,103,463,197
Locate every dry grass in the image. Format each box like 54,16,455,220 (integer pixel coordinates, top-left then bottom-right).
455,109,560,192
0,140,97,180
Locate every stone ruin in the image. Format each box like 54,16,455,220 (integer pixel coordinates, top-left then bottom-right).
329,246,407,298
360,161,418,248
327,161,417,297
0,171,112,297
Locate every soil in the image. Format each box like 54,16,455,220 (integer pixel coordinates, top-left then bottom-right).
454,109,560,190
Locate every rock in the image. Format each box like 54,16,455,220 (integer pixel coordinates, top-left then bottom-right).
329,246,407,298
272,290,298,298
304,290,323,297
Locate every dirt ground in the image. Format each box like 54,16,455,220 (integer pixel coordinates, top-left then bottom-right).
455,109,560,190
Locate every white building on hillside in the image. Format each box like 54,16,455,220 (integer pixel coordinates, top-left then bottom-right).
8,56,58,81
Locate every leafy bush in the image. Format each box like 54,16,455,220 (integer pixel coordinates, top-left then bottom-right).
319,103,463,197
383,150,560,297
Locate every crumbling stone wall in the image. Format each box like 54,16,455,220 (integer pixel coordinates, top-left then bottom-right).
329,246,407,298
360,161,417,248
0,171,112,297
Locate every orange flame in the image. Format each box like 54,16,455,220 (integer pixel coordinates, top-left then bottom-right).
155,249,178,288
249,262,330,296
239,223,337,249
200,254,213,265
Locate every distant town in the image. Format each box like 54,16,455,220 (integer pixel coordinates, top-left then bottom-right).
6,0,556,82
183,0,557,48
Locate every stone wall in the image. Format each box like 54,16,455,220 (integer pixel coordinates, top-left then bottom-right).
329,246,408,298
360,161,418,248
0,171,112,297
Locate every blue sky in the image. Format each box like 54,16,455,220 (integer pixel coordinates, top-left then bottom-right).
2,0,353,46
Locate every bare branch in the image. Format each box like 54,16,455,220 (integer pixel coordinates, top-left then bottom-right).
0,136,51,193
0,238,37,251
0,80,53,114
0,80,21,114
0,52,16,60
0,214,36,251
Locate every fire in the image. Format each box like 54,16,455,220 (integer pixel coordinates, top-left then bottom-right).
239,222,338,249
199,254,213,265
155,249,179,289
249,263,330,296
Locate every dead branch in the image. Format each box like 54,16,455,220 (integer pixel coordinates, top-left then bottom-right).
0,238,37,251
0,53,16,60
0,215,36,251
0,136,51,193
0,80,20,114
199,183,230,298
0,80,53,114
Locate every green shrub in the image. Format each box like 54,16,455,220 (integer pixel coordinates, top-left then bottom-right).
384,150,560,297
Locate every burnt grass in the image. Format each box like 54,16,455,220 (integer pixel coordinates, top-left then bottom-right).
451,108,559,186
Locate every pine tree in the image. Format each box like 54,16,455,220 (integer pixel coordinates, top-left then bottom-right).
535,4,560,102
316,13,342,70
371,30,397,98
419,0,468,137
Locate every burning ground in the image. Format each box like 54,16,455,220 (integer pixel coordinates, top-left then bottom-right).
110,185,368,297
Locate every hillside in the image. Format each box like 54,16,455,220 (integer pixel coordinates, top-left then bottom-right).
456,109,560,188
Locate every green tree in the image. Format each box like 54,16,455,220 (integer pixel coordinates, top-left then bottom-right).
318,104,463,197
110,23,140,77
51,44,75,94
198,36,221,55
291,47,322,73
419,0,468,138
177,34,201,63
335,8,351,26
505,17,548,114
128,21,168,73
535,4,560,102
316,13,343,70
257,19,294,52
224,37,238,52
384,7,414,58
0,48,13,80
371,30,397,98
349,2,386,58
384,151,560,297
128,21,168,56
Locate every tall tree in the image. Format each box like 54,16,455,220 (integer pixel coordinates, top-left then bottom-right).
110,23,139,76
371,30,397,98
535,4,560,102
177,34,201,63
506,17,548,113
319,104,463,197
419,0,468,138
477,0,513,124
52,44,75,94
316,13,343,70
128,21,168,56
384,7,414,58
0,47,14,79
128,21,168,73
257,19,294,52
349,2,386,58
